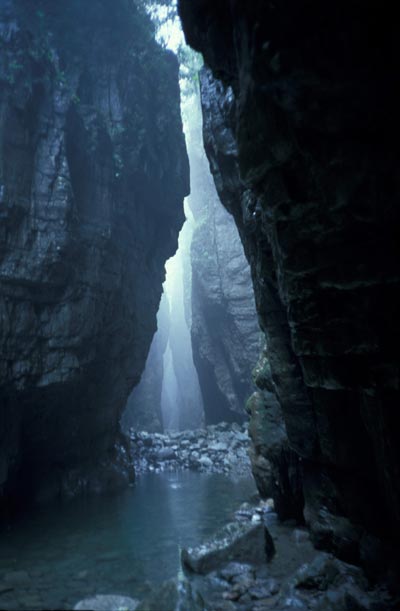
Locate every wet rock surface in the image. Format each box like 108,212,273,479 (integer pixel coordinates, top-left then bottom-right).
130,422,251,476
0,0,188,510
182,521,274,574
188,111,261,424
178,0,400,590
187,501,398,611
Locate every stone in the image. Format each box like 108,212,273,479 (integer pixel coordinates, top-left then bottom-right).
293,552,367,592
219,562,255,582
209,442,229,452
234,433,249,443
266,578,280,595
279,597,308,610
181,522,274,574
223,589,241,602
249,579,280,600
155,448,176,461
74,595,139,610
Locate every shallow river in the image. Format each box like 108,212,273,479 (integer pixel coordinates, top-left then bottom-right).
0,471,256,610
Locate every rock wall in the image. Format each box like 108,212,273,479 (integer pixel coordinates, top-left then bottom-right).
178,0,400,582
188,95,260,424
121,293,170,434
0,0,189,509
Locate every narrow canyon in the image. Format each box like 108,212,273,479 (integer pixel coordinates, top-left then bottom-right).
0,1,398,610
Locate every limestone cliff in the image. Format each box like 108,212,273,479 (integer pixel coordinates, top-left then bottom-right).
178,0,400,582
188,95,260,424
0,0,189,509
121,293,170,434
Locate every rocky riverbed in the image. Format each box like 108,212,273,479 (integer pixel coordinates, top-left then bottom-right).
184,500,397,611
129,422,251,477
73,497,397,611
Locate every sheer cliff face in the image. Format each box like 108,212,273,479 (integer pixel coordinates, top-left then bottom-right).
187,95,260,425
190,176,260,425
179,0,399,574
0,0,189,507
121,293,170,434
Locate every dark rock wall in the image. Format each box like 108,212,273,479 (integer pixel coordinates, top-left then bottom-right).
188,96,260,425
0,0,189,508
178,0,400,577
121,292,170,434
199,67,305,521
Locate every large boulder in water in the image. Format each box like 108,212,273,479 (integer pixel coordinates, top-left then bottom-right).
181,521,274,574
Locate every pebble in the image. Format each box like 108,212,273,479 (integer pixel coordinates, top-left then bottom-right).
248,584,272,600
220,562,254,582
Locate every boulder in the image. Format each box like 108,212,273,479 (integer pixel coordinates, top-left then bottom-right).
181,521,274,574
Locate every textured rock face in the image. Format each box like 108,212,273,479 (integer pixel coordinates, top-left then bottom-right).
178,0,400,579
189,96,260,424
181,521,274,574
199,67,305,522
0,0,189,508
121,293,170,434
247,342,304,523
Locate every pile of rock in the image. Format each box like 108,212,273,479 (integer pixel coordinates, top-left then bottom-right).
181,499,396,611
129,422,251,475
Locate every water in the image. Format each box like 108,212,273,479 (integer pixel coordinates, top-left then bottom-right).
0,471,256,610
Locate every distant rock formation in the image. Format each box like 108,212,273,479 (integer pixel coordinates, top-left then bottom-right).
188,95,260,424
